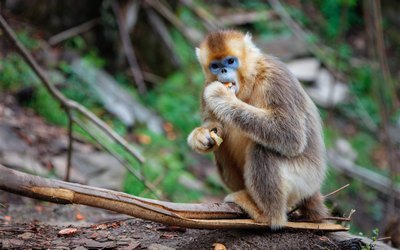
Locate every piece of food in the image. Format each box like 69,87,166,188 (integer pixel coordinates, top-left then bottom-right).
223,82,233,88
210,130,223,146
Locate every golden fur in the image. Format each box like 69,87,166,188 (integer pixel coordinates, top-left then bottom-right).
188,30,328,228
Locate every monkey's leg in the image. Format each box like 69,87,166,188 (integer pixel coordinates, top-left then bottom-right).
244,145,288,229
224,190,265,221
298,192,328,222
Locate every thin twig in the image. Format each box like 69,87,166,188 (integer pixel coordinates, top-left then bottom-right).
48,18,99,46
324,216,351,222
268,0,323,57
112,1,147,94
376,236,391,242
288,184,351,216
370,0,398,220
347,209,356,220
324,184,350,198
65,110,74,182
73,117,163,200
179,0,219,31
145,7,181,67
144,0,202,44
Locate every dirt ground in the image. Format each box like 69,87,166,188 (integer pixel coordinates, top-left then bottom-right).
0,192,365,250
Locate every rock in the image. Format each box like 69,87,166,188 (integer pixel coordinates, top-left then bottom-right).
0,124,29,153
0,152,48,176
70,59,164,134
52,151,125,190
1,239,24,248
17,232,34,240
306,69,349,107
287,58,320,82
52,155,87,184
148,243,175,250
257,35,308,60
334,138,357,162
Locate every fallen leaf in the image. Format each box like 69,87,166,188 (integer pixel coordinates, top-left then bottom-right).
213,243,227,250
160,233,176,239
319,236,329,241
58,228,78,236
137,134,151,144
163,122,176,141
89,232,98,239
75,212,85,221
34,205,43,213
163,122,174,132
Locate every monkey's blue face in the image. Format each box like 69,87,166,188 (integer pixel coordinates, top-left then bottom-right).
209,56,239,94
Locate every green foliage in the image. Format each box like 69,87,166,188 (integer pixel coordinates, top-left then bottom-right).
28,87,68,125
360,228,380,250
65,36,87,50
0,54,67,125
83,49,107,68
123,129,203,202
143,30,204,135
16,30,39,50
348,132,376,169
312,0,360,41
323,126,340,149
0,54,40,90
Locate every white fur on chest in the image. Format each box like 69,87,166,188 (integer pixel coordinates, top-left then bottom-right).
280,159,325,207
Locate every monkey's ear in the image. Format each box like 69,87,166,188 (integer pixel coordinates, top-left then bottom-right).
244,32,252,41
244,32,254,47
244,32,260,52
195,47,201,62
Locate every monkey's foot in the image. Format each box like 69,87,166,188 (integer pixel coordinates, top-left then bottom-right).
224,190,288,229
298,192,329,222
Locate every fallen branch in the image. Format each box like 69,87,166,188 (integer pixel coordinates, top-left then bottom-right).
219,10,273,27
48,18,99,46
0,164,348,231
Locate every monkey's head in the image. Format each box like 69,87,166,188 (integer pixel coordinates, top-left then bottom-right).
196,30,261,99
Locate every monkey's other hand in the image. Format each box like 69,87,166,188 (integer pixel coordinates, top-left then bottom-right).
187,127,217,153
204,81,236,106
224,190,288,230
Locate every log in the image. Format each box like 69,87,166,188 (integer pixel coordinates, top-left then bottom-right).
0,164,348,231
328,151,400,203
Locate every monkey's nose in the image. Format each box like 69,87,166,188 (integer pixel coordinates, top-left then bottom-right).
221,68,227,73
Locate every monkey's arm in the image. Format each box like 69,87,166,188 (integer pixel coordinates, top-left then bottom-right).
203,82,307,157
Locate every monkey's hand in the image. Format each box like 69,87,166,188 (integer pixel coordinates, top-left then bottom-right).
204,81,237,106
224,190,288,229
187,125,222,153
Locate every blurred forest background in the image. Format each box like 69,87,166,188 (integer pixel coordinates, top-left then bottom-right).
0,0,399,245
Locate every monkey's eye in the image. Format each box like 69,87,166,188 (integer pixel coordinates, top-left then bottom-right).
228,58,235,65
210,63,219,70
